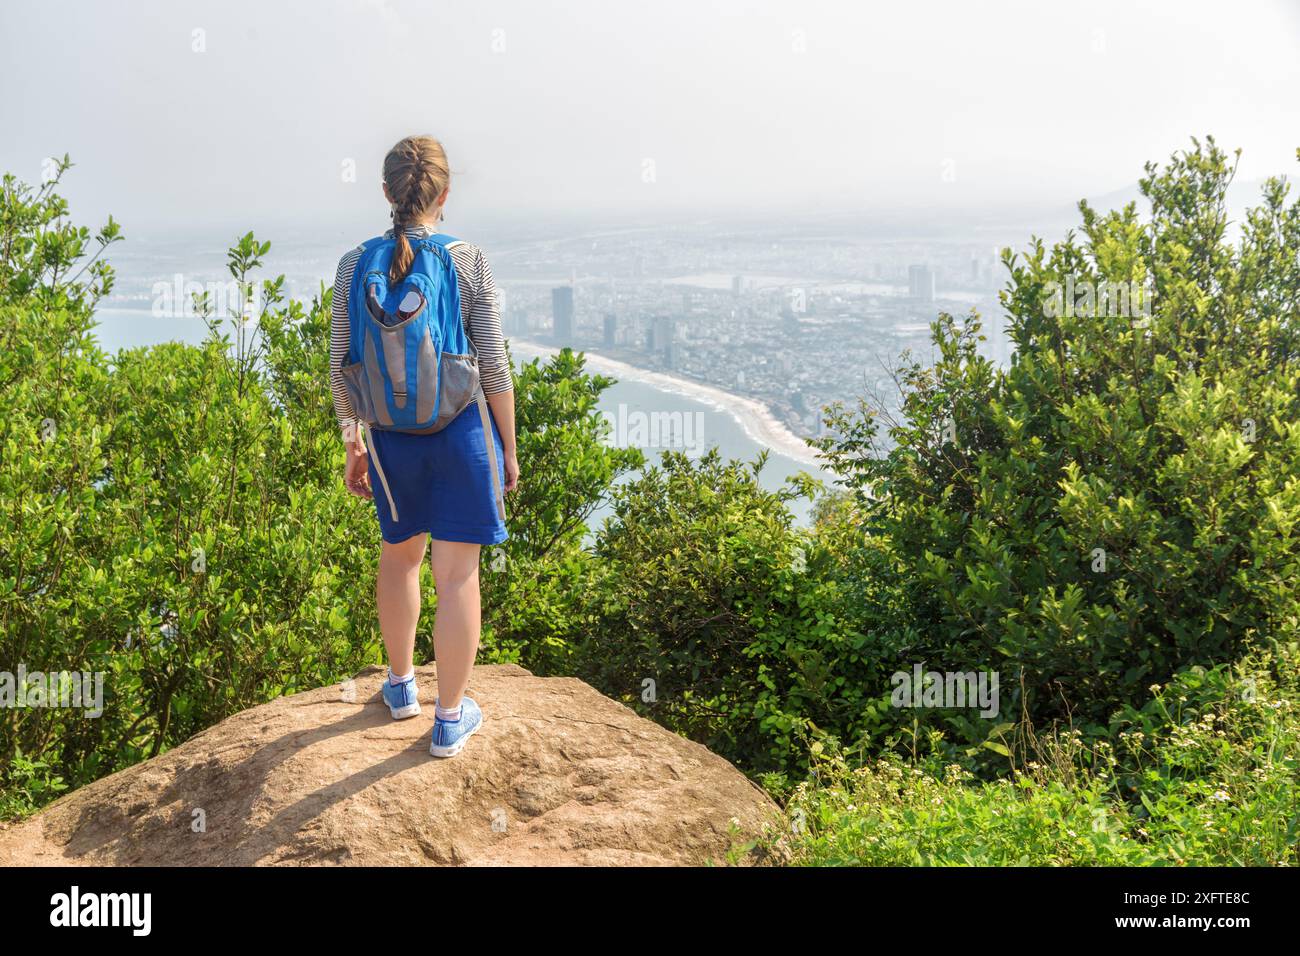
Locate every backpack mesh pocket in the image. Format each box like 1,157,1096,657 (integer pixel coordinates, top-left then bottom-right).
433,352,479,431
340,360,379,426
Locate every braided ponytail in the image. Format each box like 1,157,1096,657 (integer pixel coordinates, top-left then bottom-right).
382,136,451,284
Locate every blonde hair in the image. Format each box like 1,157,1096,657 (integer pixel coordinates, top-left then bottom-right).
382,135,451,284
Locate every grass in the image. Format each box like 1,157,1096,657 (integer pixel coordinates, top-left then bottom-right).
750,646,1300,866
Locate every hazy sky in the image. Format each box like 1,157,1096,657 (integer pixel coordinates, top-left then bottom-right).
2,0,1298,234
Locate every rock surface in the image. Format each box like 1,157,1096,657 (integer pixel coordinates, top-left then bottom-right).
0,664,780,866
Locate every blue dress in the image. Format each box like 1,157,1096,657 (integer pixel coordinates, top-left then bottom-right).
365,402,509,546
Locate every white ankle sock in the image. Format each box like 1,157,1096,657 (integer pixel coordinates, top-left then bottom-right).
389,669,414,685
435,701,462,721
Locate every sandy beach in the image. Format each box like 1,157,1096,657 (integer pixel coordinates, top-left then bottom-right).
510,339,826,468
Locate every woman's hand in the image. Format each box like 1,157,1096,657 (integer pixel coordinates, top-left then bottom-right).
503,451,520,494
344,427,373,499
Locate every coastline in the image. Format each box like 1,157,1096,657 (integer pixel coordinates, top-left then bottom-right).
509,338,826,469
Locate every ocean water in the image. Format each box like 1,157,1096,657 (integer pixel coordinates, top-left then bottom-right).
554,371,831,529
89,306,833,526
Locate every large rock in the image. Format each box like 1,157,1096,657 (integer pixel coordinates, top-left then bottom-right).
0,664,780,866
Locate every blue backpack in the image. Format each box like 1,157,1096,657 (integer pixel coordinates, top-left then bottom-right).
340,231,481,434
339,231,504,523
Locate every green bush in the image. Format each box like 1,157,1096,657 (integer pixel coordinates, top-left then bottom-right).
1104,644,1300,864
568,449,879,776
770,645,1299,865
817,137,1300,738
0,751,69,821
1,182,382,803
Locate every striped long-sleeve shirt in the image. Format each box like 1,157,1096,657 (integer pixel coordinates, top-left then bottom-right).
329,224,513,432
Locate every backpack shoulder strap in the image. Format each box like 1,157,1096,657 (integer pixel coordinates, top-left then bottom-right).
352,234,394,280
425,232,467,251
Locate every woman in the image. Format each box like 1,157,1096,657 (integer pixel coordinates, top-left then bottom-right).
329,135,518,758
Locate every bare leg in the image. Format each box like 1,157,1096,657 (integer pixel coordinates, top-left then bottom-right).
428,539,482,708
376,533,428,677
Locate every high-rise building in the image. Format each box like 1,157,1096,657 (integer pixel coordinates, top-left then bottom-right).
908,264,935,303
507,303,534,336
648,315,675,357
782,287,803,335
551,286,574,346
731,275,745,297
603,313,619,348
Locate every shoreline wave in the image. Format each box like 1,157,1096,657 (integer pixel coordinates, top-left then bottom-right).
510,338,827,469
